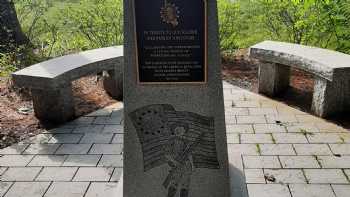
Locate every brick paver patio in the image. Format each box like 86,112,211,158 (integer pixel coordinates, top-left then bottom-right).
0,81,349,197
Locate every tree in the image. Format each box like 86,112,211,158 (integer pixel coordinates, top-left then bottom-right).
0,0,29,52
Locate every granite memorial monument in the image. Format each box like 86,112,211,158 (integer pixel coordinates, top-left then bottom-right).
123,0,230,196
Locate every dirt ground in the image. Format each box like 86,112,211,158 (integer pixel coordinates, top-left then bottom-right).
0,49,349,148
0,76,116,149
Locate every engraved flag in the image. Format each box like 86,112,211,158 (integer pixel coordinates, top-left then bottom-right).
129,104,220,171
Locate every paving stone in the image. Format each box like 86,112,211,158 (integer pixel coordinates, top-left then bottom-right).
85,182,118,197
247,184,291,197
36,167,78,181
94,116,122,125
226,134,240,144
243,156,281,168
338,133,350,143
4,182,50,197
2,82,349,196
68,117,95,125
296,115,324,123
46,127,73,134
244,169,265,183
21,134,52,144
236,115,266,124
227,144,259,155
253,124,286,133
1,167,42,181
85,107,113,117
111,134,123,144
226,124,254,134
272,133,308,143
225,116,237,124
48,134,83,143
307,133,343,143
79,133,114,144
102,125,123,133
58,124,77,129
232,100,260,108
89,144,123,155
266,115,298,124
28,155,67,166
0,182,13,197
248,107,278,115
72,125,105,133
224,100,233,107
276,106,307,115
111,109,123,117
23,144,60,155
293,144,332,155
315,122,348,133
223,88,233,96
241,134,273,144
304,169,348,184
245,92,268,101
263,169,306,183
279,156,320,168
260,144,296,155
110,168,123,181
0,167,7,175
228,152,244,170
0,155,34,166
329,144,350,155
259,100,280,107
286,123,320,133
98,155,123,167
55,144,92,154
318,156,350,168
224,108,249,116
0,144,28,155
73,167,114,181
342,169,350,180
331,184,350,197
289,184,336,197
44,182,89,197
63,155,101,167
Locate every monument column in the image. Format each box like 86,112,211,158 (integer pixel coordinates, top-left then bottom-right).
123,0,230,196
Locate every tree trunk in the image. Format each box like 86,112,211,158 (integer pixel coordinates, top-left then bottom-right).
0,0,29,52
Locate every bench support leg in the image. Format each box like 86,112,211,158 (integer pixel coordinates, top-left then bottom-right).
311,76,348,117
103,69,123,101
258,62,290,96
31,85,75,123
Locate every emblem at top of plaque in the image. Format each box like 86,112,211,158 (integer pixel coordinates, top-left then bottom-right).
160,0,179,27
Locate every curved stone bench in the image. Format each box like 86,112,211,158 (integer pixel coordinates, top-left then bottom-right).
249,41,350,117
12,46,123,123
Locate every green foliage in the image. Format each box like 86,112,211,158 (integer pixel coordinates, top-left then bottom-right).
0,52,17,77
217,0,350,54
218,0,240,51
14,0,123,57
0,45,44,77
1,0,349,78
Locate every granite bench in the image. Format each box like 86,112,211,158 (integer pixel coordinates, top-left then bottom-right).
249,41,350,117
12,46,124,123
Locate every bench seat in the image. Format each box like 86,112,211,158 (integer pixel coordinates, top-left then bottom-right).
250,41,350,117
12,46,124,123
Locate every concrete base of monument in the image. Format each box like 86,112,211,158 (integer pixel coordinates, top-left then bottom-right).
114,160,248,197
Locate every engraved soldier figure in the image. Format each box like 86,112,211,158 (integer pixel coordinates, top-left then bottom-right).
163,123,200,197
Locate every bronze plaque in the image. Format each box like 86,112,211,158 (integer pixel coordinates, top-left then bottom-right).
134,0,207,84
